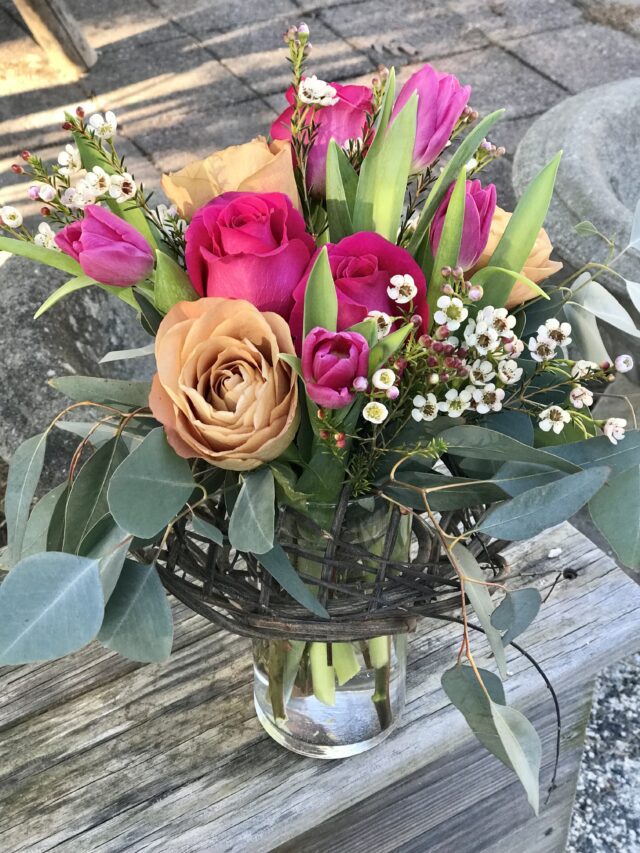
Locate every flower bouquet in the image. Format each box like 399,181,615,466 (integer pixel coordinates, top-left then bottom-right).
2,23,639,813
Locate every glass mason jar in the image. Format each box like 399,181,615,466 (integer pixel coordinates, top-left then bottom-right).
252,496,411,759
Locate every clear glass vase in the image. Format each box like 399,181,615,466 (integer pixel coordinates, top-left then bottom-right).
252,496,411,759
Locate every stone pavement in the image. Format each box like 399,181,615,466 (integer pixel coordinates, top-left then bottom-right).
1,1,640,850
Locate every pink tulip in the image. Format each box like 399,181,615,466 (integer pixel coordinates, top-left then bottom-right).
392,64,471,171
430,179,497,270
301,327,369,409
55,205,154,286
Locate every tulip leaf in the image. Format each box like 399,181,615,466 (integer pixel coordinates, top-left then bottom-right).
33,275,97,318
491,588,542,646
408,109,505,257
326,140,359,242
478,152,562,308
278,352,302,376
368,322,413,374
303,247,338,337
63,436,129,553
348,318,379,347
5,431,48,567
589,465,640,569
228,467,275,555
477,465,610,540
153,250,198,314
429,166,467,321
0,552,104,664
469,266,549,301
452,543,507,678
20,482,67,560
354,88,418,240
0,235,82,275
98,560,173,662
258,543,329,619
50,374,152,408
108,427,196,538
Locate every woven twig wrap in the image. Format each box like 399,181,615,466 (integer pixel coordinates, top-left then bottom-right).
156,492,508,642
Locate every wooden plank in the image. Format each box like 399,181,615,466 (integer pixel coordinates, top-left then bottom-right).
12,0,97,75
0,523,637,852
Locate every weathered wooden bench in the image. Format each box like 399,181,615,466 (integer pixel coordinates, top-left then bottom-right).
1,522,638,852
11,0,96,76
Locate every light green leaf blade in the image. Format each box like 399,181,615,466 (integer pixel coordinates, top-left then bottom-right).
5,431,48,566
626,279,640,314
477,466,610,540
408,109,505,256
303,246,338,337
98,560,173,662
589,465,640,569
0,235,82,275
326,139,359,242
563,301,611,364
368,323,412,374
34,275,96,319
491,588,542,646
429,166,467,320
258,544,329,619
100,342,155,364
107,427,195,538
477,152,562,308
470,265,549,302
153,251,198,314
50,375,152,408
452,543,507,678
228,467,275,554
570,278,640,339
491,702,542,814
0,552,104,664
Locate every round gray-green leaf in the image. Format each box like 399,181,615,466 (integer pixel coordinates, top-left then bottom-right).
108,427,195,538
228,468,275,555
0,553,104,664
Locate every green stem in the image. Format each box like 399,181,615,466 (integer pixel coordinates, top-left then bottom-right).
267,641,287,720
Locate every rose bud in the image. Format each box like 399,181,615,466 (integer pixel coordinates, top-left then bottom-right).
430,179,497,270
301,327,369,409
390,64,470,171
55,204,154,286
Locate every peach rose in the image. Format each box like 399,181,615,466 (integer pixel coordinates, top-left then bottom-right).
470,206,563,309
160,137,300,220
149,298,299,471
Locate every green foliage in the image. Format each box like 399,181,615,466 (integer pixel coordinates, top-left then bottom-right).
153,250,198,313
191,516,224,546
259,544,329,618
228,467,276,554
79,520,132,600
491,588,542,646
492,461,563,497
590,466,640,569
368,323,413,375
429,167,467,320
547,431,640,476
50,375,152,408
0,235,82,275
442,665,541,814
303,247,338,337
100,343,156,364
408,109,505,257
477,410,534,445
5,431,48,566
20,482,66,560
98,560,173,662
34,275,96,319
326,140,359,242
453,543,507,678
0,553,104,664
108,427,195,538
477,466,610,540
469,266,548,302
477,152,562,308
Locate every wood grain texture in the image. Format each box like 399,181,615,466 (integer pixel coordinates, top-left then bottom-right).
0,523,638,852
12,0,97,73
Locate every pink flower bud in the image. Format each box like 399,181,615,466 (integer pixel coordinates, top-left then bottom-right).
353,375,369,392
468,284,484,301
386,386,400,400
615,354,634,373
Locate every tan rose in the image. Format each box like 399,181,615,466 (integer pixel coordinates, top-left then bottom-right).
160,137,300,220
149,297,299,471
470,206,563,309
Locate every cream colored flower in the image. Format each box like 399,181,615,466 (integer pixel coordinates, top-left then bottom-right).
149,298,299,471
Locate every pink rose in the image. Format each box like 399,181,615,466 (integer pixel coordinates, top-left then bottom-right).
271,82,373,194
392,64,471,171
301,327,369,409
184,191,315,318
430,179,497,270
55,205,154,286
290,232,428,348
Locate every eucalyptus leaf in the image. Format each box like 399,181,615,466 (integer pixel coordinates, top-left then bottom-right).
491,702,542,814
98,560,173,662
20,482,66,559
452,543,507,678
153,251,198,313
0,235,82,275
56,419,151,450
0,552,104,664
547,431,640,477
626,279,640,314
50,375,152,408
5,431,48,566
477,466,610,540
258,544,329,618
100,342,155,364
630,198,640,249
477,409,534,445
570,278,640,339
228,467,275,554
34,275,97,319
492,461,563,497
191,516,224,546
491,588,542,646
46,484,69,551
574,220,600,237
562,301,611,364
108,427,195,538
303,247,338,337
78,516,132,600
589,465,640,569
